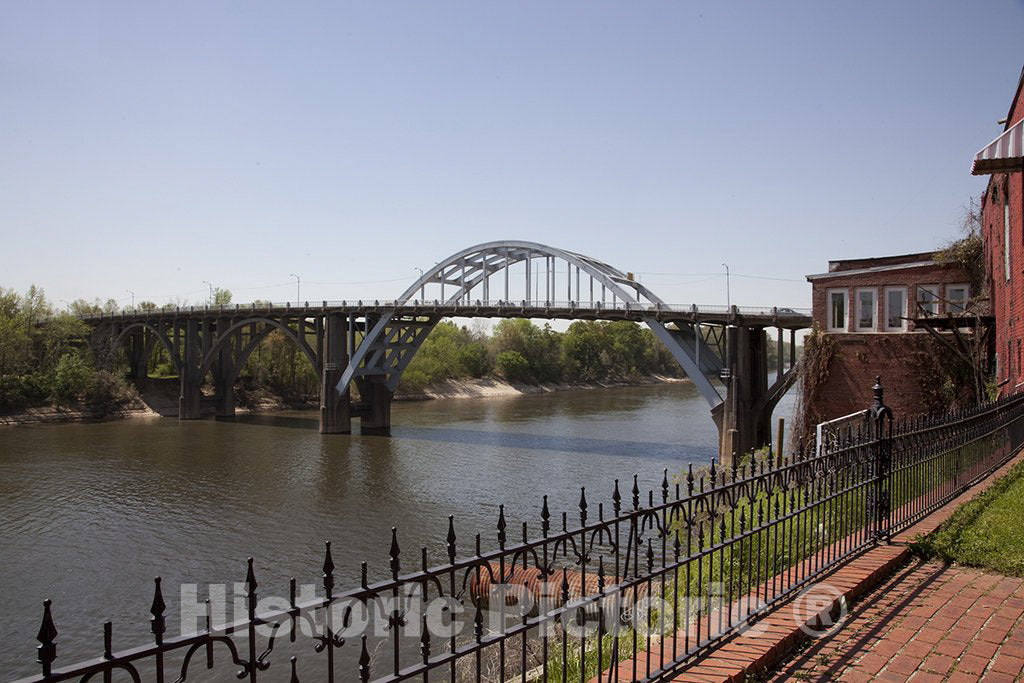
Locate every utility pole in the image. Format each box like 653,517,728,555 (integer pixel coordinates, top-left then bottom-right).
289,273,301,303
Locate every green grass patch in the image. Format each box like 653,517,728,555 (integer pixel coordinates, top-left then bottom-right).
912,458,1024,577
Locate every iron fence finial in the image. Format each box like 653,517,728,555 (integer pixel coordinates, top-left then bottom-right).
36,599,57,676
150,578,166,643
446,516,457,564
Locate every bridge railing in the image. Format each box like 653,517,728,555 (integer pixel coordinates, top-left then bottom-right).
14,380,1024,683
69,300,810,322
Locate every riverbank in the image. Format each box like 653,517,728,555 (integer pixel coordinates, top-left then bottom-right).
0,374,690,425
0,403,158,426
394,374,688,401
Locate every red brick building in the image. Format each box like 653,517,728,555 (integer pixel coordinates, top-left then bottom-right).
975,67,1024,393
805,254,973,421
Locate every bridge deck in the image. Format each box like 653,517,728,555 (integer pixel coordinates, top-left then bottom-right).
78,301,812,329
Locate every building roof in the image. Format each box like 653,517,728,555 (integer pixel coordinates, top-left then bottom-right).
805,251,947,282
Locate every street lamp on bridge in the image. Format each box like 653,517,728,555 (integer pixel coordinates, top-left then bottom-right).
722,263,731,312
202,281,213,305
126,289,134,310
414,267,424,301
289,273,300,304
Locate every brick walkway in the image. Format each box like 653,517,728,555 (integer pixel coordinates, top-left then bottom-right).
767,559,1024,682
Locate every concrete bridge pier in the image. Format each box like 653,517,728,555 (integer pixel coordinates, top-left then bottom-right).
212,317,235,418
320,313,351,434
356,378,393,435
718,326,774,465
125,329,149,380
179,318,203,420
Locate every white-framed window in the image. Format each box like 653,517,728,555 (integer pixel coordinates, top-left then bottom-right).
946,284,970,313
884,287,907,331
855,288,876,331
827,288,848,332
917,285,940,317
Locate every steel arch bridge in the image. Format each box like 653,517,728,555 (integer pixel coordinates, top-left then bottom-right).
82,241,810,458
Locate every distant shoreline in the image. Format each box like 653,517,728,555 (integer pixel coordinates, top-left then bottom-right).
0,375,691,426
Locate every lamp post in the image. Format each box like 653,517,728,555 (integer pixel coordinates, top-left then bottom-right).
722,263,731,312
289,273,301,304
414,267,424,301
202,281,213,305
126,289,135,310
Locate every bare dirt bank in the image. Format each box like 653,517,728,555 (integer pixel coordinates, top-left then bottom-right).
394,374,688,402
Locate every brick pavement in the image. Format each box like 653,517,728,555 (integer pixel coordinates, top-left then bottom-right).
767,559,1024,682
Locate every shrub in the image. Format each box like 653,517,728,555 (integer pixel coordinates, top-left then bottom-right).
495,350,531,383
48,353,92,404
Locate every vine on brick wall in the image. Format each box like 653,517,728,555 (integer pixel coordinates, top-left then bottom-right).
793,324,838,445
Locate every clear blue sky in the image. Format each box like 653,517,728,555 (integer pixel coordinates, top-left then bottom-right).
3,1,1023,310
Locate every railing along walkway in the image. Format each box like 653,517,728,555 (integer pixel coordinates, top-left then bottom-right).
604,438,1024,683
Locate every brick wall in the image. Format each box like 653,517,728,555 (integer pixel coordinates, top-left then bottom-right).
981,83,1024,392
807,334,958,426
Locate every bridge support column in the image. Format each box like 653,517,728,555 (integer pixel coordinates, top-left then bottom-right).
125,329,148,380
358,379,393,436
179,318,203,420
212,317,235,417
718,326,773,466
320,314,351,434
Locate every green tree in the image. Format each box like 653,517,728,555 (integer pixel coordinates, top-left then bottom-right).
495,350,531,382
213,288,232,305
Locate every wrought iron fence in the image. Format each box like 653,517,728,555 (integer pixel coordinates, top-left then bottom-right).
12,379,1024,683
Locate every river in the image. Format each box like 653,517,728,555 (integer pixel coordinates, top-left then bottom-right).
0,382,796,680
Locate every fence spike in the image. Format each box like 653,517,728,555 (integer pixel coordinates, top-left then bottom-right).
612,479,622,514
36,599,57,676
497,505,507,547
598,555,606,592
420,614,431,662
474,599,484,642
686,464,695,493
150,578,166,643
290,656,300,683
541,495,551,535
632,474,640,509
662,469,670,502
446,515,457,564
322,541,335,598
579,487,588,524
390,527,401,579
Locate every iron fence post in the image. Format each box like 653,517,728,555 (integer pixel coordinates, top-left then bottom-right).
869,377,893,543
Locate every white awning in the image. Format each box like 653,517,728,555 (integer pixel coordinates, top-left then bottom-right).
972,118,1024,175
